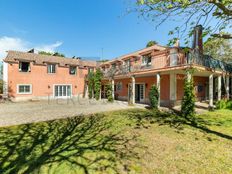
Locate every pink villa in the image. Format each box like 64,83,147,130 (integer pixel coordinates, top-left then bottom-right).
2,25,232,107
3,51,96,101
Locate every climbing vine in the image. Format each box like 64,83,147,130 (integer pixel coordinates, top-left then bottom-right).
87,71,95,99
87,68,103,100
94,69,103,100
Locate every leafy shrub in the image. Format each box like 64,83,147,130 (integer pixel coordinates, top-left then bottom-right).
216,100,227,109
181,71,195,118
87,72,95,99
0,80,3,94
216,99,232,110
149,85,159,109
94,69,103,100
106,83,113,102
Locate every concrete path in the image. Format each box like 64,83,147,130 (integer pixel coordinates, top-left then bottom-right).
0,99,146,127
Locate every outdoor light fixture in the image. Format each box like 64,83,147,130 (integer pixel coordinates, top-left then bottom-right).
75,85,77,88
48,85,50,89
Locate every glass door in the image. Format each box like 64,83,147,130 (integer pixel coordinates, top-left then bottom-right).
54,85,71,98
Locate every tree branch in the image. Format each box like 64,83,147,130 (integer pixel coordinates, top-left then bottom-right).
211,33,232,39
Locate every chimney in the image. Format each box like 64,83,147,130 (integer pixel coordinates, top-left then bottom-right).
28,48,35,53
174,39,180,47
192,25,203,55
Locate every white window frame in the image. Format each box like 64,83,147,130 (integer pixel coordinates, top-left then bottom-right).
125,59,131,72
53,84,72,98
47,64,56,74
116,82,123,91
128,83,145,102
141,55,152,66
17,84,32,94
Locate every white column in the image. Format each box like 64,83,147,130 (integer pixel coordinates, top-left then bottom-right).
209,74,214,107
131,76,135,104
218,75,221,101
170,73,177,104
3,62,8,97
231,77,232,99
99,87,102,100
111,79,115,99
156,73,161,107
187,70,192,83
226,76,230,99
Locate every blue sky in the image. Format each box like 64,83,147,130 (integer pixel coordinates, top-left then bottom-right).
0,0,176,60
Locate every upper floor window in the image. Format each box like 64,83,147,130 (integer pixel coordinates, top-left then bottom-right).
47,64,56,74
88,67,94,74
125,59,131,72
142,54,152,66
69,66,77,75
111,63,116,69
19,62,30,72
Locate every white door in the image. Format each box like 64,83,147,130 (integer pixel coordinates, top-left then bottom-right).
54,85,72,98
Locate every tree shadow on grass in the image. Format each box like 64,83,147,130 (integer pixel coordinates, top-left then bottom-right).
126,109,232,141
0,114,139,174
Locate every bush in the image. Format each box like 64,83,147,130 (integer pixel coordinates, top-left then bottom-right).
0,80,3,94
87,72,95,99
94,69,103,100
149,85,159,109
181,71,195,118
216,99,232,110
106,83,113,102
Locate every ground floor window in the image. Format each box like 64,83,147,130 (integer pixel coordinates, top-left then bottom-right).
54,85,72,97
17,84,32,94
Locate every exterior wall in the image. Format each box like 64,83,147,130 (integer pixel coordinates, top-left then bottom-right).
111,74,170,106
7,63,88,100
177,74,208,101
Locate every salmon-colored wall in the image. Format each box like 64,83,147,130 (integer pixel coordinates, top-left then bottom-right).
177,75,208,100
8,63,88,98
112,74,170,101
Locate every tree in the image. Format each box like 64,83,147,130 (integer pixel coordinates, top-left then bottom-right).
149,85,159,109
38,51,53,56
146,40,158,47
135,0,232,44
39,51,65,57
87,71,95,99
204,37,232,63
0,63,3,80
94,69,103,100
181,70,195,118
53,52,65,57
86,69,103,100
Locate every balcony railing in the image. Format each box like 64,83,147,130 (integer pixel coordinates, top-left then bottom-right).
102,52,232,78
187,51,232,73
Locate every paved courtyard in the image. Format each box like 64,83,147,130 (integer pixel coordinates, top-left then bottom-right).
0,98,145,127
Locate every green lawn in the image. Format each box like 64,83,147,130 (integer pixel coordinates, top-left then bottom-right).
0,109,232,174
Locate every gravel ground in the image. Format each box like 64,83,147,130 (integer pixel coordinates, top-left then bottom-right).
0,99,146,127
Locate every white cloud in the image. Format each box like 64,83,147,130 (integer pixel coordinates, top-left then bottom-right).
35,41,63,53
0,36,63,61
0,36,28,59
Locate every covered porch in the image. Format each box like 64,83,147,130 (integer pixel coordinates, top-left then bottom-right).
101,67,232,108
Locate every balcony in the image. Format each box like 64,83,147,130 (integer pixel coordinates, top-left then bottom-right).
188,52,232,73
102,51,232,78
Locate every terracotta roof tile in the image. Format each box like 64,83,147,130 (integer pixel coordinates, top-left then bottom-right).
4,51,97,67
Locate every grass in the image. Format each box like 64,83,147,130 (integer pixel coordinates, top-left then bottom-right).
0,109,232,174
